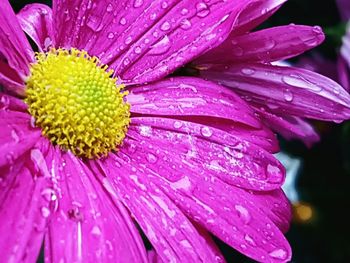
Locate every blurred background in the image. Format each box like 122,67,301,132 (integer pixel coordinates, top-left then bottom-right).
9,0,350,262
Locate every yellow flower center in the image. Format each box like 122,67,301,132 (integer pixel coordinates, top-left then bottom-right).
25,48,130,159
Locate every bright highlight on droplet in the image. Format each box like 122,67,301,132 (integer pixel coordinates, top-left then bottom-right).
25,48,130,159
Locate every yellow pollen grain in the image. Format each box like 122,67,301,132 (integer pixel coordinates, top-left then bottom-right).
25,48,130,159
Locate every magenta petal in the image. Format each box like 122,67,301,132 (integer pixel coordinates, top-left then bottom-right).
104,138,291,262
341,25,350,70
0,145,52,262
44,148,147,262
250,190,292,234
0,60,25,95
256,108,320,147
196,25,325,65
232,0,287,35
100,153,227,263
128,117,285,191
0,110,41,167
128,77,260,128
0,93,28,112
54,0,252,84
0,0,33,77
201,63,350,122
17,4,54,52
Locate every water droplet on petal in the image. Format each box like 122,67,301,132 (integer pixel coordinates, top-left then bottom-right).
41,207,51,218
161,1,168,9
119,17,127,25
149,35,171,55
106,3,113,12
91,225,102,236
196,2,210,18
173,121,183,129
181,8,189,15
146,153,158,163
201,126,213,137
133,0,143,8
269,248,288,260
234,204,251,224
244,234,256,246
160,21,171,31
134,46,142,54
283,89,293,102
107,32,115,39
180,19,192,30
264,39,276,50
125,36,133,44
241,68,255,75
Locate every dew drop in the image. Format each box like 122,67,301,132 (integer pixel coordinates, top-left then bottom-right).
125,36,133,44
201,126,213,137
91,225,102,236
123,58,130,66
173,121,183,129
161,1,168,9
134,46,142,54
149,35,171,55
234,204,251,224
41,207,51,218
119,17,127,25
241,68,255,75
106,3,113,12
244,234,256,246
269,248,287,260
180,19,192,30
146,153,158,163
133,0,143,8
160,21,171,31
196,2,210,18
283,89,293,102
181,8,189,15
264,39,276,50
107,32,115,39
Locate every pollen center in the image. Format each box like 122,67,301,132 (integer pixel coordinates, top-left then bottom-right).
25,48,130,159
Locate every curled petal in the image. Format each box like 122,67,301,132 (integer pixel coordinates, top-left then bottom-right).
17,4,54,52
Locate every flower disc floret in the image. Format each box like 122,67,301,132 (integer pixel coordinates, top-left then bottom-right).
25,48,130,158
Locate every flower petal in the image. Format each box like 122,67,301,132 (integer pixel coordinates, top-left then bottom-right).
0,0,33,77
53,0,254,84
100,153,227,263
0,60,25,96
232,0,287,35
128,77,260,128
44,147,147,262
128,117,285,191
201,63,350,122
196,25,325,65
0,93,28,112
17,4,54,52
256,108,320,147
0,142,52,262
0,109,41,168
103,136,291,262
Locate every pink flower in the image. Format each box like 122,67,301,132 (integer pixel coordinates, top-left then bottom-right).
195,0,350,147
4,0,346,262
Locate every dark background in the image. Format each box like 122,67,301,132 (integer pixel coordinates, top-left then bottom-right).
9,0,350,262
